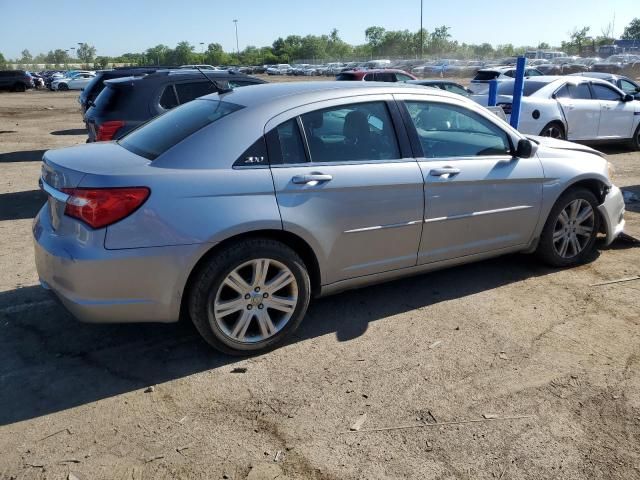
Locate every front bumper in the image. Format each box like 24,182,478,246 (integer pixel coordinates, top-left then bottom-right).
33,206,206,324
598,185,625,246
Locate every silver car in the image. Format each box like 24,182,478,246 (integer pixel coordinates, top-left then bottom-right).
33,82,626,354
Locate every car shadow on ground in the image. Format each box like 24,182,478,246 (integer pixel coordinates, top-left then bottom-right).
0,254,559,426
622,185,640,214
50,128,87,136
0,190,46,221
0,150,45,163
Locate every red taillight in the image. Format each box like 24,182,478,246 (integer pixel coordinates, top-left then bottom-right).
96,120,125,141
61,187,150,229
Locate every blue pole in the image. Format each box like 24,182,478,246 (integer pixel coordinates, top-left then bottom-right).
510,56,526,129
488,79,498,107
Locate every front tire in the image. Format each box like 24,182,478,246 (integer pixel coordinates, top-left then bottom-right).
539,121,566,140
188,239,311,355
536,188,600,267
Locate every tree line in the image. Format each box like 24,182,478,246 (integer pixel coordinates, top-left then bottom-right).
2,18,639,70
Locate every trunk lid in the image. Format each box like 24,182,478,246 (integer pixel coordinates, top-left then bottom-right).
40,142,150,231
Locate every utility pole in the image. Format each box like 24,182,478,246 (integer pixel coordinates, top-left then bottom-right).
420,0,424,59
233,19,240,63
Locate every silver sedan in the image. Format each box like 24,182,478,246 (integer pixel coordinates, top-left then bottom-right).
33,82,625,354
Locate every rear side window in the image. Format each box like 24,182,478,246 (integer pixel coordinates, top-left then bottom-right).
159,85,179,109
267,119,308,164
336,73,358,81
119,99,243,160
175,81,218,104
397,73,414,82
473,71,500,81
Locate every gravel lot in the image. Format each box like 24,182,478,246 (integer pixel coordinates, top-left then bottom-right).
1,87,639,480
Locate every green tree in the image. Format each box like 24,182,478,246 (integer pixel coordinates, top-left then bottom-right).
168,41,195,65
0,52,6,69
621,18,640,40
429,26,452,55
204,43,231,65
365,26,386,55
537,42,550,50
145,44,169,65
567,26,591,54
94,56,110,69
77,43,96,67
20,49,33,63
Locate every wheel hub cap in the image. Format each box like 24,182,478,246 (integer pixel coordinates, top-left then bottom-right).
552,199,595,259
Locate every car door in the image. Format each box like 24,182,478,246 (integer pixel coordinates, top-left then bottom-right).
396,96,544,264
267,97,425,285
554,83,600,140
591,82,635,139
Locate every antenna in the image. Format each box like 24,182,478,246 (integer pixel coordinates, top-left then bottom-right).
193,66,232,94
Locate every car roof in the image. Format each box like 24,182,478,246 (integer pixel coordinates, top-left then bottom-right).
406,80,461,85
201,81,466,110
105,69,259,87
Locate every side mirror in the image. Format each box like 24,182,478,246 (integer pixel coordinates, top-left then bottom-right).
623,93,634,102
516,138,534,158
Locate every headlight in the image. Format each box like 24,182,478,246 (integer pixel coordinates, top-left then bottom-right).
607,161,616,181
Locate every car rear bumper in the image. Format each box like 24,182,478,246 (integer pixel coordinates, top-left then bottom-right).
33,206,205,324
598,185,625,246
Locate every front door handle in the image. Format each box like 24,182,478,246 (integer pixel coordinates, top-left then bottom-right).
429,167,461,177
292,173,333,184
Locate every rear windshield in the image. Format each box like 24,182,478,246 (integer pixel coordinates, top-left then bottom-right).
93,85,127,112
119,99,243,160
80,74,103,101
336,73,358,81
496,81,548,96
473,71,500,81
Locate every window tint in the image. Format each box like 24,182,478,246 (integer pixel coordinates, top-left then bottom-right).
336,72,358,81
397,73,413,82
175,81,218,104
619,79,638,94
405,101,511,158
269,119,307,164
159,85,179,109
496,81,548,96
525,69,542,76
93,86,126,112
570,83,592,99
119,99,243,160
228,80,259,88
234,137,268,167
591,84,621,101
375,72,396,82
300,102,400,162
443,84,469,96
363,73,375,81
473,71,500,81
503,70,515,78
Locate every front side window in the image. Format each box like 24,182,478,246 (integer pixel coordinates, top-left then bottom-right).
557,83,592,100
397,73,414,82
300,102,400,162
404,101,511,159
443,84,470,96
119,99,243,160
619,79,638,94
591,84,622,101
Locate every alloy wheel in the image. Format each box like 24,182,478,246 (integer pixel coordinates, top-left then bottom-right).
210,259,299,344
552,199,595,259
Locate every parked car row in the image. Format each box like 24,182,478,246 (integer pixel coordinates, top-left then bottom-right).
471,75,640,149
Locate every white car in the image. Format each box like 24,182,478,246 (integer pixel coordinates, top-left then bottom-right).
472,76,640,149
266,64,292,75
52,72,95,91
469,66,544,93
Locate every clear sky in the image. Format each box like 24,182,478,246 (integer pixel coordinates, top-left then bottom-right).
0,0,637,58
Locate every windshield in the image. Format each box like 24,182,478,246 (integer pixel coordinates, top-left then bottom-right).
496,81,548,96
119,98,243,160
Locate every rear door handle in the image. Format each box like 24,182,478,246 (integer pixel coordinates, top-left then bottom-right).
429,167,461,177
292,174,333,184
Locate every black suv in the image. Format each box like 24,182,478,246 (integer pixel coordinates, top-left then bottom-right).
78,67,175,116
0,70,34,92
85,69,265,142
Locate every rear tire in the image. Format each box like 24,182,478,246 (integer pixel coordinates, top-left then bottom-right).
58,83,69,91
629,124,640,151
539,121,566,140
536,187,600,267
188,239,311,355
13,82,26,92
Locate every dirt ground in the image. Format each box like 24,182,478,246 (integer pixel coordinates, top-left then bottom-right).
0,86,639,480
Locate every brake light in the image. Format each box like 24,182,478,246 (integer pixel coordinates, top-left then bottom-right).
96,120,125,141
61,187,150,229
